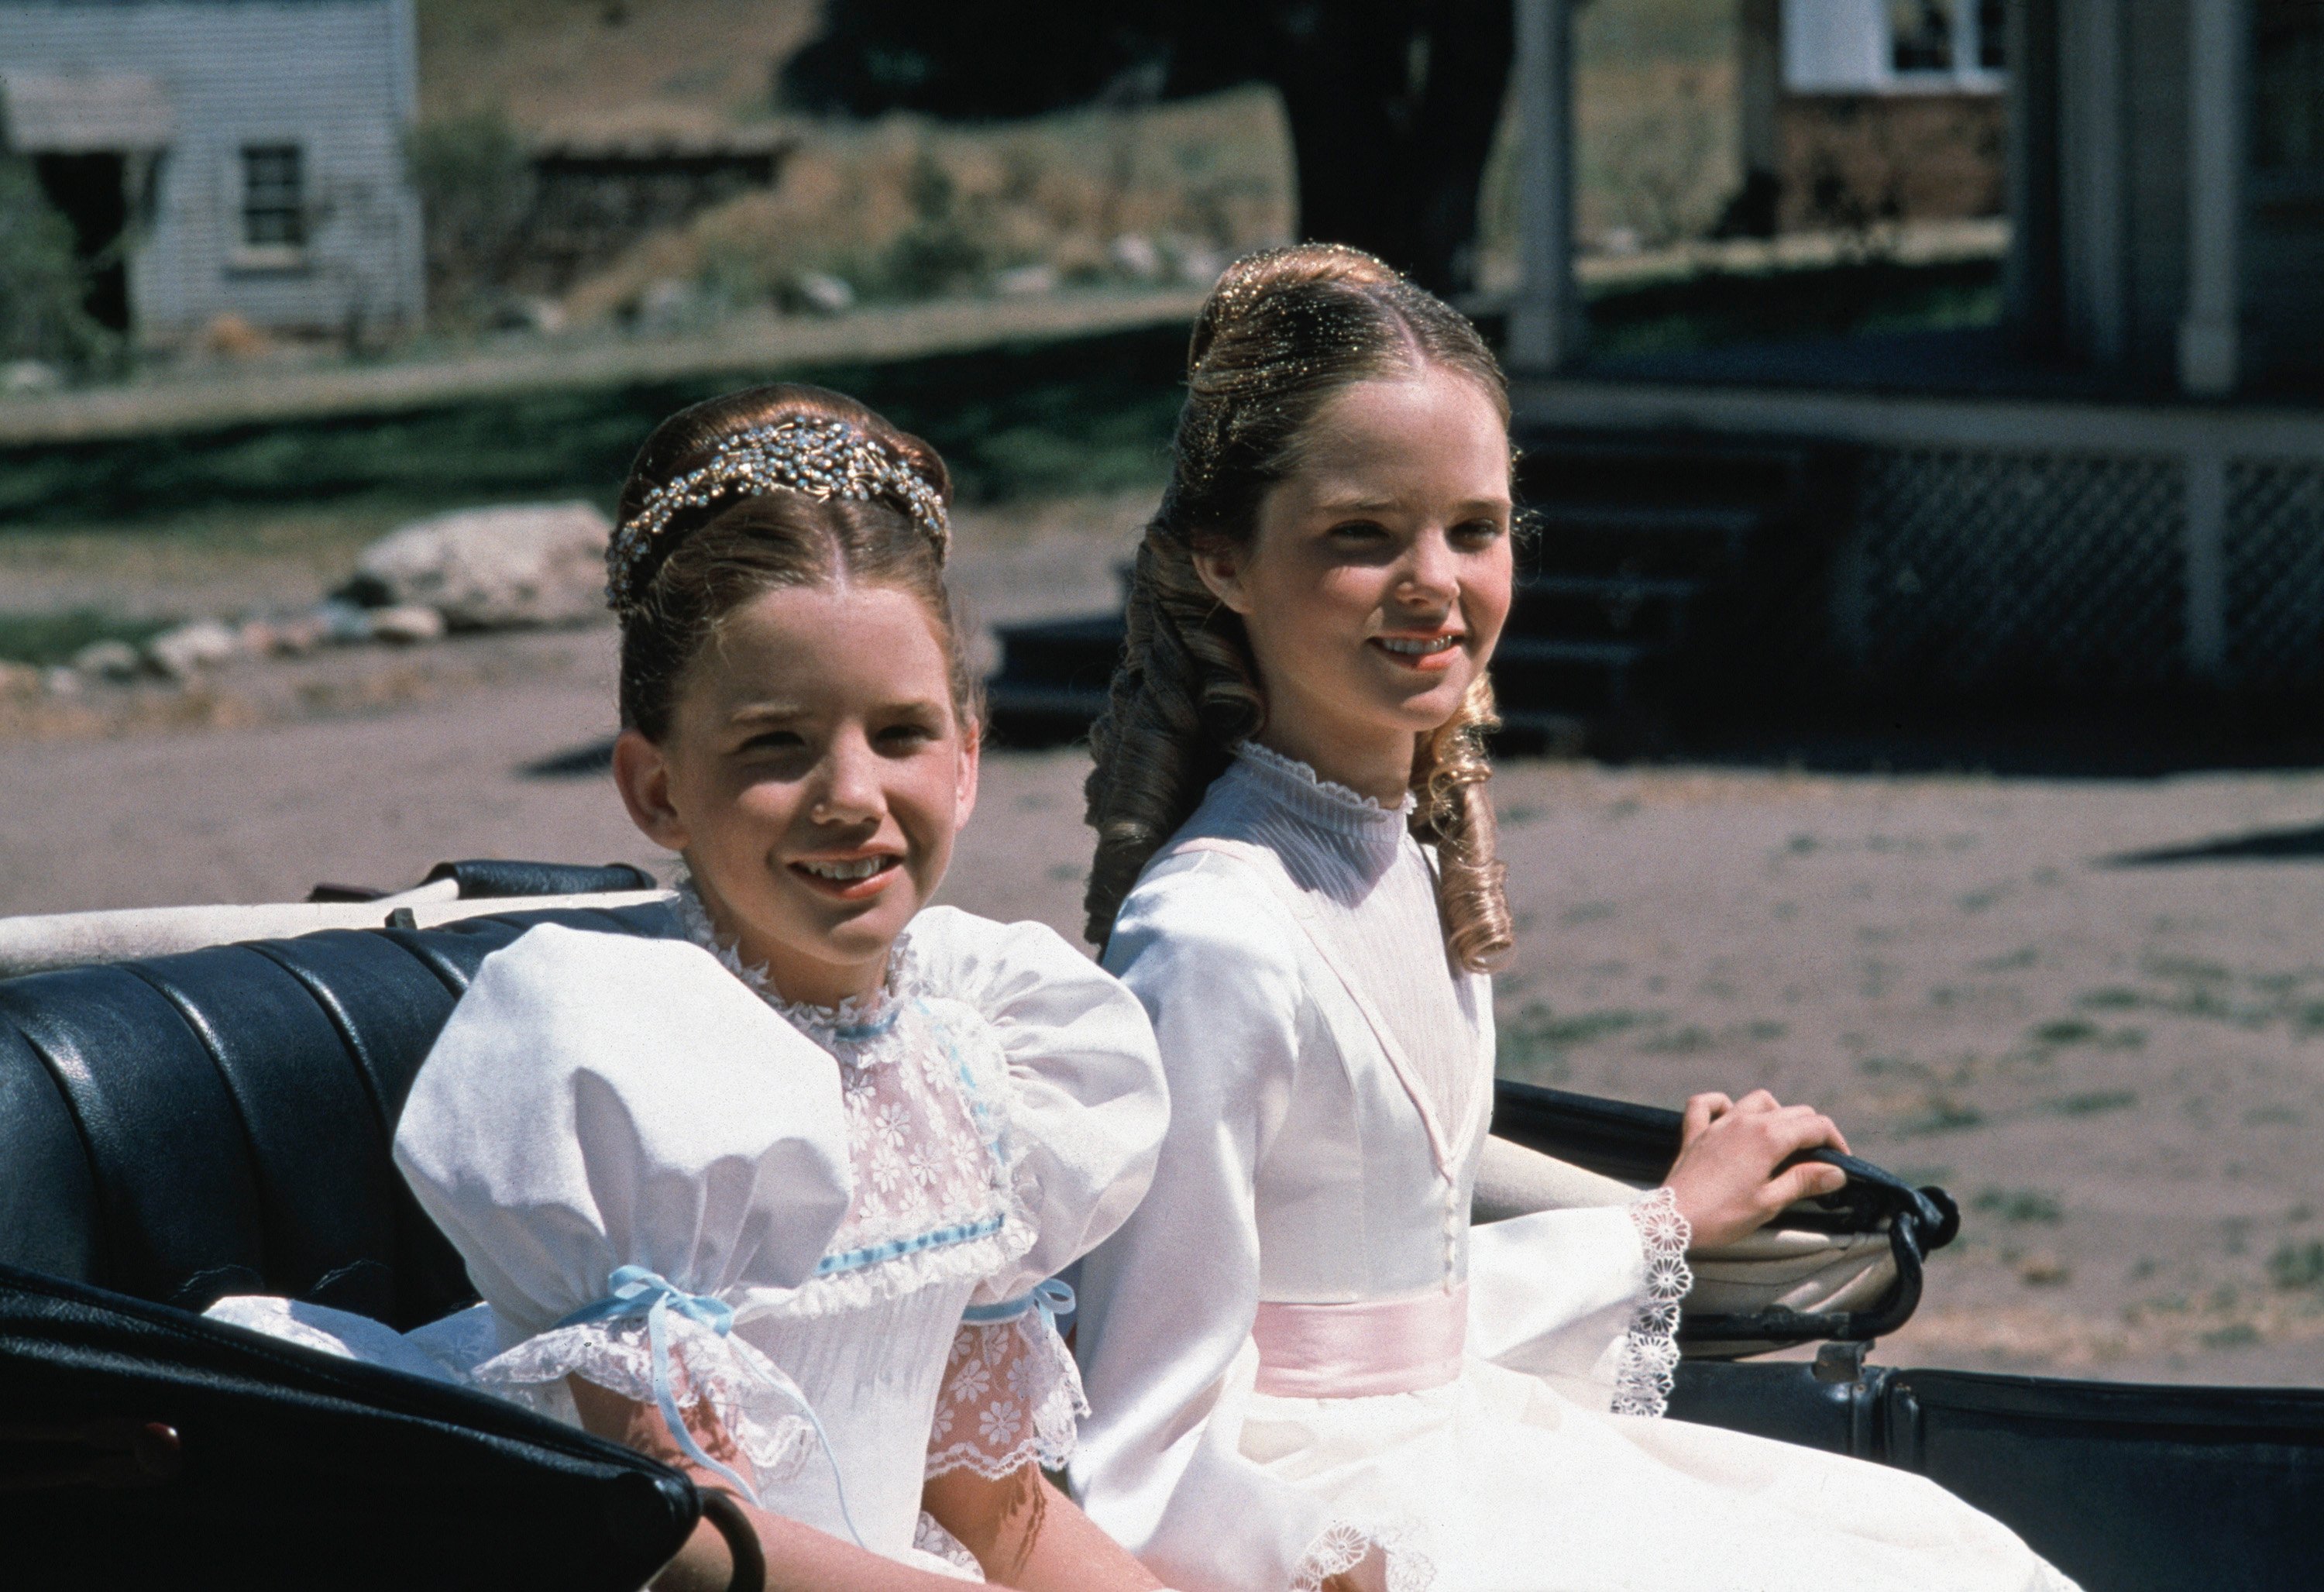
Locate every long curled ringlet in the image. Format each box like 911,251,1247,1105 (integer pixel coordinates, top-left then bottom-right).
1082,244,1518,971
614,383,979,742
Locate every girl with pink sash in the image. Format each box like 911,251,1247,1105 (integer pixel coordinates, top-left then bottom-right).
1067,247,2079,1592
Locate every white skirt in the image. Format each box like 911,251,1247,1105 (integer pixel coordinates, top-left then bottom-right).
1236,1356,2079,1592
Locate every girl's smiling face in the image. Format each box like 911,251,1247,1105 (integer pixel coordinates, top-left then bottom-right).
1192,365,1514,799
613,579,978,1007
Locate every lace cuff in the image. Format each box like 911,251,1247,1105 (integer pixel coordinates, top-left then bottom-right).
1611,1187,1693,1418
1292,1518,1436,1592
924,1311,1086,1480
470,1315,817,1484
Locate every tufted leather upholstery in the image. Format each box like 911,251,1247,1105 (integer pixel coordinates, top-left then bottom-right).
0,903,671,1331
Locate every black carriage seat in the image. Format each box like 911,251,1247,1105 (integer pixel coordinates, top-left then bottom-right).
0,903,675,1330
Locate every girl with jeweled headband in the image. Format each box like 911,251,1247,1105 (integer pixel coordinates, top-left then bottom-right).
1068,249,2078,1592
209,384,1185,1592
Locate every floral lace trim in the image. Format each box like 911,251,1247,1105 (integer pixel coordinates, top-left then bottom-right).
1291,1518,1435,1592
912,1512,985,1577
1234,741,1418,820
673,875,923,1061
924,1312,1086,1480
1611,1187,1693,1418
469,1315,817,1484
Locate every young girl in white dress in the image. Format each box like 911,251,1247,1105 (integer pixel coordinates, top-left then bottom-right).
1067,248,2078,1592
211,385,1177,1590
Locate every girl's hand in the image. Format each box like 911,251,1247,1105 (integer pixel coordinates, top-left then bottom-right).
1663,1089,1851,1250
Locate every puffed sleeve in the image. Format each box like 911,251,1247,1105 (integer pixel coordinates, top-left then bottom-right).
905,905,1169,1301
905,906,1169,1484
1072,853,1366,1592
392,923,853,1478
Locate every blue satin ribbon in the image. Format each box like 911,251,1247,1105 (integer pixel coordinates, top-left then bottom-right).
959,1277,1075,1334
558,1266,863,1546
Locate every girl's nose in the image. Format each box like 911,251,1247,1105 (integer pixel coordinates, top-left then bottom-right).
1397,528,1461,608
811,733,885,824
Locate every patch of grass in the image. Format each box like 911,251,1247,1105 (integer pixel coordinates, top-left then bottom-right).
1784,832,1818,854
1558,901,1617,926
1497,1006,1658,1082
1974,946,2039,973
1856,1054,1923,1077
2027,1017,2101,1047
1974,1188,2064,1224
2268,1240,2324,1291
1635,1023,1715,1054
2243,1104,2304,1126
1955,887,2005,913
1896,1097,1985,1136
2077,986,2147,1011
2044,1089,2139,1117
1740,1019,1789,1042
2201,1322,2262,1350
1580,256,2005,361
0,607,170,665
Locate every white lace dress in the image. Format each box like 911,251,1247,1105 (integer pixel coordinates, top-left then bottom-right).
1071,744,2078,1592
211,901,1167,1580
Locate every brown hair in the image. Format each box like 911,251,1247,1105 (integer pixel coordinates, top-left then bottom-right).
1081,244,1516,971
614,382,977,741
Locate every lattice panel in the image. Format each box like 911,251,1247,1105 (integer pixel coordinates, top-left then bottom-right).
1854,448,2186,691
2226,460,2324,689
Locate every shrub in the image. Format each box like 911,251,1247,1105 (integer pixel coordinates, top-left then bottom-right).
0,155,115,368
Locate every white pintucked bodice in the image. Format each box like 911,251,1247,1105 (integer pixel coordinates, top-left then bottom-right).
1147,743,1498,1303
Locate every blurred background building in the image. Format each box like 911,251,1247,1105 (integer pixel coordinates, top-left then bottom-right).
0,0,425,350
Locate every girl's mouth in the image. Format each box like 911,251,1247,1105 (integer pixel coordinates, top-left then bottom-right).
1370,632,1463,671
789,854,904,899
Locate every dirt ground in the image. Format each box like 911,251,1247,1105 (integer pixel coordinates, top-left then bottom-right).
5,507,2322,1393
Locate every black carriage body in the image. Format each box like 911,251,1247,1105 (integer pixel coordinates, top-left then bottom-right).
2,896,2321,1588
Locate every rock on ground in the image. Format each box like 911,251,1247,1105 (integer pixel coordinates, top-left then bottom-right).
349,502,612,630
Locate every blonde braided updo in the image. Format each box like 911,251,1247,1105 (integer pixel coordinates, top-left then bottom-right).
1081,244,1517,971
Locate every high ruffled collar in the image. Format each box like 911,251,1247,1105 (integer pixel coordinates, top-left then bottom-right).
673,876,918,1064
1230,741,1416,839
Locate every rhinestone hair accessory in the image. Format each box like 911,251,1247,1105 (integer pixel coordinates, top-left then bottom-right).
607,415,951,613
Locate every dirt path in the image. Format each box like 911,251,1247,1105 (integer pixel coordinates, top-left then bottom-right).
5,658,2321,1390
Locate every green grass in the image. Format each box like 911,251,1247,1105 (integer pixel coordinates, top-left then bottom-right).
0,324,1190,535
1974,1188,2064,1224
1580,256,2006,361
0,608,170,665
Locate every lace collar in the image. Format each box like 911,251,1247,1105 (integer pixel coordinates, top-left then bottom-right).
1231,741,1417,838
672,876,920,1064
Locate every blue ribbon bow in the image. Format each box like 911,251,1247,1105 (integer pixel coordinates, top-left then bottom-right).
559,1265,863,1546
959,1276,1076,1333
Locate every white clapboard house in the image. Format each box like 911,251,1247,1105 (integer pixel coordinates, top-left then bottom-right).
0,0,423,346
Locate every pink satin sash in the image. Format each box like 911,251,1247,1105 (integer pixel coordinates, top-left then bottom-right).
1251,1283,1468,1398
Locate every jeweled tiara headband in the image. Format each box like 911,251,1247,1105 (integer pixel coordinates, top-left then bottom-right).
606,415,951,613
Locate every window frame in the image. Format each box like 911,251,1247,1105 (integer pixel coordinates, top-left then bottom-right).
225,139,311,273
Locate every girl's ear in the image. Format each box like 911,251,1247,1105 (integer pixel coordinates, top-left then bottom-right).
611,728,688,851
1190,536,1256,615
952,718,982,835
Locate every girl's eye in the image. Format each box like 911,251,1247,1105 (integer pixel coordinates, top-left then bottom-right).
1452,517,1506,546
876,721,939,750
1328,519,1391,542
738,729,806,754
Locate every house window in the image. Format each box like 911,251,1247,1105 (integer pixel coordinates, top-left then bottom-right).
239,143,306,252
1976,0,2006,71
2256,0,2324,174
1890,1,1954,74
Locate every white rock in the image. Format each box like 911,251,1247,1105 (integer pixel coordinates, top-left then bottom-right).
350,502,613,630
72,639,143,680
1109,233,1163,279
792,271,855,315
146,620,239,679
993,263,1061,297
43,665,80,697
2,359,60,395
367,603,447,645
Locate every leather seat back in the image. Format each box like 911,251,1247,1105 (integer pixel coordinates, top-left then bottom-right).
0,904,669,1330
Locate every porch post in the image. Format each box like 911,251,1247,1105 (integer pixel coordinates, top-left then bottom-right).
2178,0,2249,396
1508,0,1580,372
